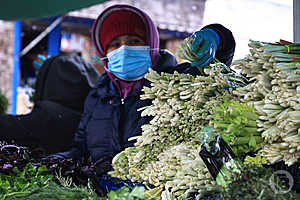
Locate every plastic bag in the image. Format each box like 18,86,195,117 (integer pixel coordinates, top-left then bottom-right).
99,174,148,195
199,126,242,187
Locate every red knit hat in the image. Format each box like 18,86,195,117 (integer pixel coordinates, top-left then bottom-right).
100,10,147,53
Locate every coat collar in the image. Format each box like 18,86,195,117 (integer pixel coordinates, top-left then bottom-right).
92,74,142,99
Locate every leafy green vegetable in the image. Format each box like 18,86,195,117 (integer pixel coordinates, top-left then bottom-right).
101,186,150,200
210,98,262,157
6,181,98,200
0,163,54,199
244,154,267,167
0,163,98,200
221,165,300,200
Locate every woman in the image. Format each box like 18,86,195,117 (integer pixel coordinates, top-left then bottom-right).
52,4,235,176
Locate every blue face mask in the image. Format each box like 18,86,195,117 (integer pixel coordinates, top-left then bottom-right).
106,45,152,81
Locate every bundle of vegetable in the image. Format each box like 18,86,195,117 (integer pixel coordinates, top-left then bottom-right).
0,143,40,175
111,66,238,172
232,40,300,166
221,164,300,200
0,142,95,188
0,142,105,196
110,69,227,199
0,163,52,199
112,143,216,200
209,98,262,157
0,162,98,200
110,54,248,199
243,153,267,167
100,186,150,200
5,182,97,200
39,157,97,187
196,127,299,199
146,142,216,199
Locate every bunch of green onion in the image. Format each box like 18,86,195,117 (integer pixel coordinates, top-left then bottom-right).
232,40,300,166
110,61,247,199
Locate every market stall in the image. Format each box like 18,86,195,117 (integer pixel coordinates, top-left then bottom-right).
0,1,300,200
1,36,300,200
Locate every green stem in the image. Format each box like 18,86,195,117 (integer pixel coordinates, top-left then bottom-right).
2,191,31,199
234,136,262,145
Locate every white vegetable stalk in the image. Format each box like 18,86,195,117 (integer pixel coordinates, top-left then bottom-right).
232,40,300,166
109,60,246,199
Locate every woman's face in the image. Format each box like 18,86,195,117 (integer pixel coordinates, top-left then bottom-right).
106,35,146,54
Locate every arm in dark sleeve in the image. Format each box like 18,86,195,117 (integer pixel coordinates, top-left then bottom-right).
49,112,89,160
49,90,96,160
70,114,89,159
69,88,102,160
202,23,236,66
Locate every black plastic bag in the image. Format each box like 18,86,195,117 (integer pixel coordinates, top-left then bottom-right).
199,126,242,187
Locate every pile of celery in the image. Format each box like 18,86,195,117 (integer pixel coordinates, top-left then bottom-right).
109,67,232,199
109,37,248,199
232,40,300,166
109,38,300,199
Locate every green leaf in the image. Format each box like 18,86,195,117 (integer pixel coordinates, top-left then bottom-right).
248,136,256,148
211,98,261,156
37,166,50,176
108,190,118,200
129,186,145,199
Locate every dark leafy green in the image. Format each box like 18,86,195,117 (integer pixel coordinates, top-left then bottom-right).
6,182,98,200
221,165,300,200
0,142,96,187
0,162,98,200
0,162,53,199
0,142,101,198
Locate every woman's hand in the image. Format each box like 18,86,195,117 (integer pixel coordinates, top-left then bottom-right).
190,28,220,67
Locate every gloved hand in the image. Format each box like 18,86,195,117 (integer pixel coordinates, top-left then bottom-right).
190,28,220,67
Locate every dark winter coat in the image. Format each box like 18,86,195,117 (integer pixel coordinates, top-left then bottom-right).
61,24,235,165
0,55,99,154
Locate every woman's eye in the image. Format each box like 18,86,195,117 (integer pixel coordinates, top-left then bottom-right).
109,42,120,48
128,39,143,45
